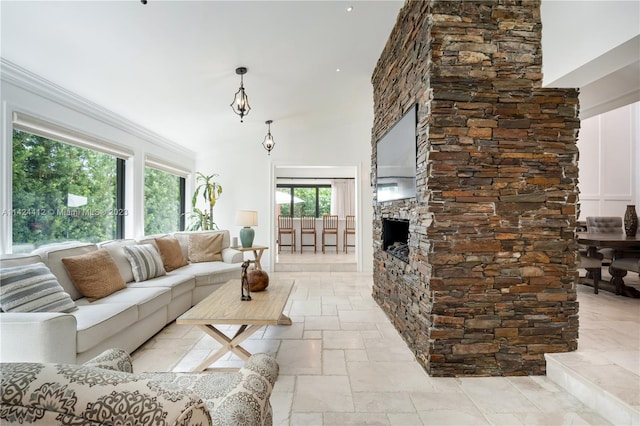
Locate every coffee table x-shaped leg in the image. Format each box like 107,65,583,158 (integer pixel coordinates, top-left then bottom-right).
191,314,292,372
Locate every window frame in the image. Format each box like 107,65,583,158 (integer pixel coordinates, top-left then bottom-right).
277,184,331,218
143,164,187,234
11,127,127,246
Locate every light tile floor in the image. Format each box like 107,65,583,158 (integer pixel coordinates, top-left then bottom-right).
275,251,357,272
131,271,639,425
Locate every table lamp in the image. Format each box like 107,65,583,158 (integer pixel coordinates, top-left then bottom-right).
236,210,258,248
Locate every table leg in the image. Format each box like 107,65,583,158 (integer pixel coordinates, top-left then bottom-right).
609,266,627,295
191,324,263,372
251,249,264,270
608,266,640,298
278,314,292,325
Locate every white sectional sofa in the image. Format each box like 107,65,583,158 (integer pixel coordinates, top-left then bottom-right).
0,230,244,364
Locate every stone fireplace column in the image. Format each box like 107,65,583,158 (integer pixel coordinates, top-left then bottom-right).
372,0,579,376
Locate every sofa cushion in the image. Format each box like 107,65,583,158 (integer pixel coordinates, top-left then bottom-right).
154,236,189,272
0,262,77,313
99,239,136,283
172,262,241,287
189,232,223,262
128,273,195,299
61,249,126,302
0,254,42,268
79,286,171,321
123,244,166,282
71,303,138,353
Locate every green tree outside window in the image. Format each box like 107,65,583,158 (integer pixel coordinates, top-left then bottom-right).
144,167,183,234
12,130,118,250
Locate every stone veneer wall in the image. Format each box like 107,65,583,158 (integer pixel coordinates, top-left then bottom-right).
372,0,580,376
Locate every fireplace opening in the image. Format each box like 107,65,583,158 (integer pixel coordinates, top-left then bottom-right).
382,218,410,263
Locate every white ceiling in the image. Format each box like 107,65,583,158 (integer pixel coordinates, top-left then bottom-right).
2,1,637,157
0,0,404,154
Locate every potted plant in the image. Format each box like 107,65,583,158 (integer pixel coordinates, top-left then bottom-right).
187,172,223,231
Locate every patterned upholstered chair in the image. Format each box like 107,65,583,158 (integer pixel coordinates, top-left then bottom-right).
585,216,623,263
0,348,279,426
578,216,624,294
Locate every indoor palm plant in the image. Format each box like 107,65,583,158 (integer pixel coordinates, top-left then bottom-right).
187,172,223,231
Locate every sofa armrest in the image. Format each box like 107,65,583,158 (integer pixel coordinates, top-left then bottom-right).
222,247,243,264
83,348,133,373
210,353,279,426
0,312,76,363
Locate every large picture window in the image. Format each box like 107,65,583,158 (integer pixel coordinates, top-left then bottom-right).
11,129,125,252
144,166,185,234
277,185,331,217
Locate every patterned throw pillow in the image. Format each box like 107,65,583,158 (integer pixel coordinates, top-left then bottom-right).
0,262,77,313
123,244,167,282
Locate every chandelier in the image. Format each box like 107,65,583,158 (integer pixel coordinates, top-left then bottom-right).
262,120,275,155
230,67,251,122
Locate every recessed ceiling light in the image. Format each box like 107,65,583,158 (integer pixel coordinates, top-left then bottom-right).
336,68,341,72
346,5,353,12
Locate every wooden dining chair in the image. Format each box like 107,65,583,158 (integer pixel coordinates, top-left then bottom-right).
321,215,339,254
277,215,296,253
300,215,317,253
343,215,356,253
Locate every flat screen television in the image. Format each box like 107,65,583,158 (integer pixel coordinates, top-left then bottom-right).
376,104,417,202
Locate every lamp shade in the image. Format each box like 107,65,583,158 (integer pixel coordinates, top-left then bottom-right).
235,210,258,227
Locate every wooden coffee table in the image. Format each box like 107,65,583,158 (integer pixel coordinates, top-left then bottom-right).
176,278,294,371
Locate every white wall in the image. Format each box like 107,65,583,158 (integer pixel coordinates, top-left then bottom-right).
0,60,374,269
541,0,640,87
194,112,374,272
577,102,639,219
0,61,196,254
541,1,640,118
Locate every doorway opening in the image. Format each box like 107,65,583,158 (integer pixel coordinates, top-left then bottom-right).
272,165,359,272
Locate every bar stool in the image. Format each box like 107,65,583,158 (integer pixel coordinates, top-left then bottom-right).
344,215,355,253
321,215,339,254
300,215,317,253
277,215,296,253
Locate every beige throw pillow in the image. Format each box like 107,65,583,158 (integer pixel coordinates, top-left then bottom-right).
154,236,189,271
61,249,126,302
188,233,223,263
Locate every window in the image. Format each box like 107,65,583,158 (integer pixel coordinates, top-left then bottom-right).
277,185,331,217
11,129,125,252
144,166,185,234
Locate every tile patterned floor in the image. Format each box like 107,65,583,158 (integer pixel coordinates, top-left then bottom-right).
131,271,639,425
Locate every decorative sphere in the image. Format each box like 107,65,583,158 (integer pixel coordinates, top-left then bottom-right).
248,270,269,292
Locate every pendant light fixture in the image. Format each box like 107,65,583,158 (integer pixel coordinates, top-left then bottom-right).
263,120,275,155
230,67,251,122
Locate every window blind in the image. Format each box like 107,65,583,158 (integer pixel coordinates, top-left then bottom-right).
145,156,190,178
12,112,134,159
